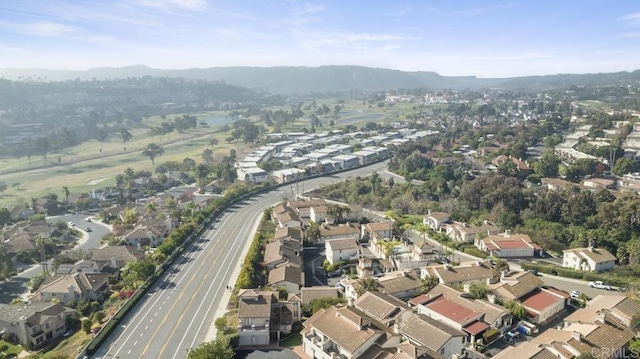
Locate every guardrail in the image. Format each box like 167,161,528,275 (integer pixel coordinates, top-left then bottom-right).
77,157,390,358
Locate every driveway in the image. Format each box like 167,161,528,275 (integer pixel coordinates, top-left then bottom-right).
303,247,328,286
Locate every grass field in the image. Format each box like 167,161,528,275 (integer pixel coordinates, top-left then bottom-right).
0,340,23,356
0,99,418,207
279,333,301,347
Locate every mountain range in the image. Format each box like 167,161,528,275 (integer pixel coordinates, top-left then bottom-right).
1,65,639,93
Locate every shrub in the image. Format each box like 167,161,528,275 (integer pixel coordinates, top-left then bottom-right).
482,328,500,344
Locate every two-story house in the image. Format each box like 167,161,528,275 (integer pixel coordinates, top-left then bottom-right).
0,302,75,348
33,273,110,303
325,238,360,265
562,247,616,272
423,212,450,231
237,289,301,346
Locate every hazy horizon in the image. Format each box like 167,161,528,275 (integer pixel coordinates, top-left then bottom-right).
1,0,639,78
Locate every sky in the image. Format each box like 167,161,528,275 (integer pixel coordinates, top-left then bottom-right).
0,0,639,77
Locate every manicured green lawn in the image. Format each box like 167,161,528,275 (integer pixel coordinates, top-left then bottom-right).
279,333,302,347
0,340,23,356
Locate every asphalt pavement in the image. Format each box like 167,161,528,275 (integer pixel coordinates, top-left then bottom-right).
93,161,390,359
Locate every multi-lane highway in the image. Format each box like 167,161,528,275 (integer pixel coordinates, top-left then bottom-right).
94,161,390,359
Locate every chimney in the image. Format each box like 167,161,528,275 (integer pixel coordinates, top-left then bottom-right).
110,257,117,268
596,310,607,324
588,246,594,252
68,284,75,299
571,331,581,342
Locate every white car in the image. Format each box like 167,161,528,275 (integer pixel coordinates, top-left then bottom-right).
570,290,582,298
67,221,76,227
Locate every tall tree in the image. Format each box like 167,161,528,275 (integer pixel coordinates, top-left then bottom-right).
356,277,379,296
119,127,132,153
94,127,110,153
61,186,70,204
142,143,164,165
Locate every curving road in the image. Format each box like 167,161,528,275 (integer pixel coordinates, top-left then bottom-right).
94,161,390,359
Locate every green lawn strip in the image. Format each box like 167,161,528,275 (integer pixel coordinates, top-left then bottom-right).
279,333,301,347
0,340,23,356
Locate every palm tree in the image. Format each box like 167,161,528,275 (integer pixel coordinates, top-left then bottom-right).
61,186,70,204
35,236,48,275
120,127,132,153
142,143,164,165
356,277,379,296
94,127,109,153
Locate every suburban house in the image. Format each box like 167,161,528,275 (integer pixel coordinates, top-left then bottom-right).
400,313,467,359
527,311,636,359
492,155,532,177
445,220,500,243
489,271,544,303
518,287,569,324
562,247,617,272
272,204,303,228
342,270,423,302
489,271,568,324
288,199,327,224
56,260,101,275
302,305,386,359
541,177,579,192
273,226,303,242
325,238,360,265
268,263,303,294
317,223,361,244
309,205,329,223
33,273,110,303
122,225,165,247
87,245,143,273
0,302,75,348
353,291,413,328
566,294,640,328
476,232,542,258
236,167,268,183
361,222,393,241
411,284,512,336
421,261,495,288
263,238,302,270
423,212,450,231
237,289,301,346
491,341,561,359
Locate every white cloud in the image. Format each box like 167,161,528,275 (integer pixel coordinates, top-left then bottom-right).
135,0,207,11
620,12,640,25
0,20,75,37
618,32,640,38
294,3,324,15
307,32,408,46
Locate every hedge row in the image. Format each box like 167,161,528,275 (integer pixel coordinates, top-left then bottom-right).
519,262,634,287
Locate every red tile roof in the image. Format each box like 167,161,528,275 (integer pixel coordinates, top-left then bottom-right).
494,240,532,249
426,297,480,324
520,288,564,312
463,321,490,335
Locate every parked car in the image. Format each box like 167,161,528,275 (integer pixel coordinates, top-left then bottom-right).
570,290,582,298
527,269,540,276
328,270,342,278
505,329,520,342
85,227,92,232
588,281,612,290
84,217,92,222
68,221,75,227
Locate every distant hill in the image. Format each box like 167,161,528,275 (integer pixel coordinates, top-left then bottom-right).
1,65,639,93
